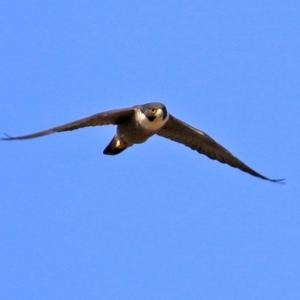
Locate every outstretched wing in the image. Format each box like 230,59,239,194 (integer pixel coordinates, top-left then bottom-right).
2,107,135,140
157,114,284,182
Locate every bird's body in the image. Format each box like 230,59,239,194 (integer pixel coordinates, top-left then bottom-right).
2,102,283,182
103,103,169,154
117,105,169,144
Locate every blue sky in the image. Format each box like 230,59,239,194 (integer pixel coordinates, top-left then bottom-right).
0,1,299,299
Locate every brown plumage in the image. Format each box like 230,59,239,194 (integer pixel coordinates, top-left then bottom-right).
2,102,284,183
157,115,283,183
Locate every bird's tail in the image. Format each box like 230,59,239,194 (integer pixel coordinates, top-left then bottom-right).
103,135,130,155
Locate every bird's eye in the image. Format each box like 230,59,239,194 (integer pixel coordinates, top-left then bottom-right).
150,108,157,113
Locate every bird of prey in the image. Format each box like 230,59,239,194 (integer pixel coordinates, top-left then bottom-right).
2,102,283,182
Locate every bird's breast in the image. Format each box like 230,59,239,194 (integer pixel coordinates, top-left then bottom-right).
116,110,169,145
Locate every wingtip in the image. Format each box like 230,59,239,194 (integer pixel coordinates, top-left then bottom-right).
269,178,285,184
1,133,14,141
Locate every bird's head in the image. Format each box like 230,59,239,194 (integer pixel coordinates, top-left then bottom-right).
141,103,168,122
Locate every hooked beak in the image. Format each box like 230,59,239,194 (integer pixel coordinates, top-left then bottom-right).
155,107,168,120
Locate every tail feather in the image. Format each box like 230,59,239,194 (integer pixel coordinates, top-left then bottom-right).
103,136,129,155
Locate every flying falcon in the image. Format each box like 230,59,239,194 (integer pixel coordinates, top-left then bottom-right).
2,102,283,182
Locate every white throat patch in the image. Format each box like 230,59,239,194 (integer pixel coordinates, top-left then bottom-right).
136,110,169,131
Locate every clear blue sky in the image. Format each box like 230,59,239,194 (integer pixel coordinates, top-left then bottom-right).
1,2,299,299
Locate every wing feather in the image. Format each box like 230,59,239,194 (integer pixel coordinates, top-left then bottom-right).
2,107,134,140
157,115,283,182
